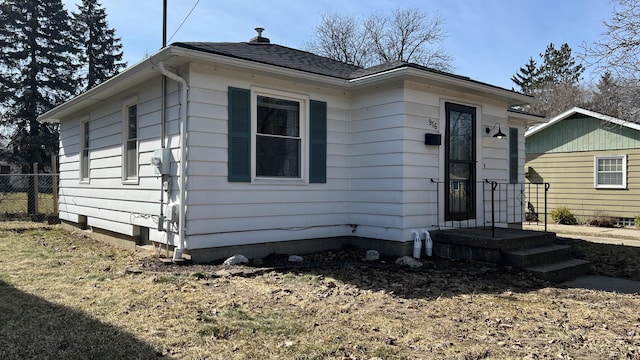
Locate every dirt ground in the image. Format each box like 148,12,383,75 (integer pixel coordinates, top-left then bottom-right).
1,224,639,359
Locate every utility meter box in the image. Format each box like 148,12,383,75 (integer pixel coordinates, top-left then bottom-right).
151,148,171,175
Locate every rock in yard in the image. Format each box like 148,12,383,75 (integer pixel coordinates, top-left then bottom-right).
365,250,380,261
125,266,143,274
223,254,249,266
288,255,304,263
395,256,423,268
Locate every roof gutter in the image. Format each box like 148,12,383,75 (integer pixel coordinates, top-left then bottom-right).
155,60,189,261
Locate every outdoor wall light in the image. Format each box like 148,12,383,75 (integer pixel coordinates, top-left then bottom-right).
485,124,507,139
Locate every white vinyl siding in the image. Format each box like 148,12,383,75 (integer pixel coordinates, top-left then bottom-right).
594,155,627,189
55,60,525,252
185,64,349,249
57,77,176,240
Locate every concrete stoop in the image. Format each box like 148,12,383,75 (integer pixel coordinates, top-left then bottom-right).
523,259,592,283
431,228,591,282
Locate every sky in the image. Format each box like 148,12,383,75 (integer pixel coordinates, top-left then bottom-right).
61,0,616,90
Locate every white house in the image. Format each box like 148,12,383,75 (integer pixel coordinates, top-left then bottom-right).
38,32,544,262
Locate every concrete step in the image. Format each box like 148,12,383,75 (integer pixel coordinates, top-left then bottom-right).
498,232,557,251
502,244,572,269
432,229,556,250
524,258,591,282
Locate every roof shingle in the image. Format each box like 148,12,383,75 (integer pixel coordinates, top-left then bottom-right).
173,42,362,79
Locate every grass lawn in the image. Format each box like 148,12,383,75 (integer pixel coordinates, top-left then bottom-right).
0,222,639,359
0,192,55,216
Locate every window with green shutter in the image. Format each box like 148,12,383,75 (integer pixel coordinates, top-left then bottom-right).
227,87,327,184
309,100,327,183
228,87,251,182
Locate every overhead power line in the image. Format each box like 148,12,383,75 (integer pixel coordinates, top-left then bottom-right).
167,0,200,44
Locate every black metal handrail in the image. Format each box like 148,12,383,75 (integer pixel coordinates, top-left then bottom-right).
430,179,550,236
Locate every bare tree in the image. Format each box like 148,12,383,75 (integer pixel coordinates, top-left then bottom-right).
365,8,452,70
581,0,640,122
584,0,640,79
585,72,640,123
305,14,370,67
305,8,452,70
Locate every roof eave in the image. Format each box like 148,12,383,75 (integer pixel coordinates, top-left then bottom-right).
38,46,351,123
524,106,640,138
349,66,532,106
38,46,181,123
507,110,546,125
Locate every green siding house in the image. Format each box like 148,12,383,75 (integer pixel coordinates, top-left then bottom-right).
525,107,640,226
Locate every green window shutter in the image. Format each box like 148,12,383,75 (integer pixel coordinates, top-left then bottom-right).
309,100,327,183
509,127,518,184
228,87,251,182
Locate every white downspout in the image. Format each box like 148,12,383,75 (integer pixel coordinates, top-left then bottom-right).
157,61,189,260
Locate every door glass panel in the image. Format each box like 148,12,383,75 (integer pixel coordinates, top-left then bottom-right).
448,162,472,214
445,103,476,221
449,111,473,161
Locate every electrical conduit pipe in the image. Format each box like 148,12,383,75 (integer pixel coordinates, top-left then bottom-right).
156,61,188,261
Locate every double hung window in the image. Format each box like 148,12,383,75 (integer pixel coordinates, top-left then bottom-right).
123,98,138,182
255,95,301,178
80,120,90,181
594,155,626,189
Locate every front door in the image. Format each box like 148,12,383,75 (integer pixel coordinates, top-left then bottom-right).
444,102,476,221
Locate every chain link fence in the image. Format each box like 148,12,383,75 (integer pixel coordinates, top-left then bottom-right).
0,173,58,221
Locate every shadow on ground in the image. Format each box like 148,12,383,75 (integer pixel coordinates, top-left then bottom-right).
180,239,640,300
166,247,554,300
558,237,640,282
0,280,166,360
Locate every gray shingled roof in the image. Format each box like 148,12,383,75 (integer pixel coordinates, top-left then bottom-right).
172,42,527,96
173,42,362,79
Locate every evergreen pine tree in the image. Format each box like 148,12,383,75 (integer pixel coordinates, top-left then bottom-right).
511,57,540,95
511,43,587,117
72,0,126,90
539,43,584,85
0,0,79,213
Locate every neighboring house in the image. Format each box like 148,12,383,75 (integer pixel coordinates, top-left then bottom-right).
38,31,544,262
525,107,640,226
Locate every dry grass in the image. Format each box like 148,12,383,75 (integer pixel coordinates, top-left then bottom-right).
0,222,639,359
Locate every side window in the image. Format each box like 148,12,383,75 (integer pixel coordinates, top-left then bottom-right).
80,120,90,181
255,95,302,178
594,155,626,189
123,98,138,182
227,87,326,183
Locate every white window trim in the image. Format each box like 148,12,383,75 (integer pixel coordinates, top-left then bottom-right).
594,154,627,189
122,96,139,184
250,87,309,184
79,117,90,184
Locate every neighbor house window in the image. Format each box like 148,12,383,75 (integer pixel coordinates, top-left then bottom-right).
123,98,138,182
80,120,90,181
255,95,303,178
594,155,627,189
